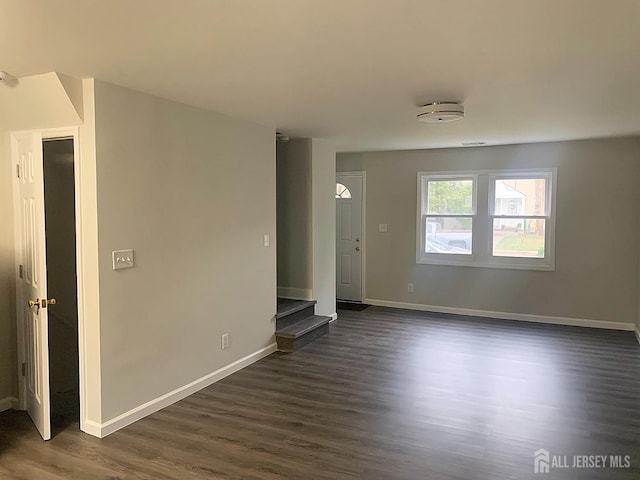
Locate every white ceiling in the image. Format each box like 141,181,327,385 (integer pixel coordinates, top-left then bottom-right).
2,0,640,152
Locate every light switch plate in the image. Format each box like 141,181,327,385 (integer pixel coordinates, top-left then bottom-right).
379,223,388,233
263,234,270,247
112,249,134,270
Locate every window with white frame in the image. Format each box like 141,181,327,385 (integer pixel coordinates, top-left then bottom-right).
417,169,556,270
417,174,476,263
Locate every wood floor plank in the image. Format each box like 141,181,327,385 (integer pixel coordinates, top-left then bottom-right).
1,306,640,479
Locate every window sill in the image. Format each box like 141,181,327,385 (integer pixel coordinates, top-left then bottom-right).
416,256,555,271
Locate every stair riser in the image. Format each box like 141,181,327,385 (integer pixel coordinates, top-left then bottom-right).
276,305,316,330
277,323,329,353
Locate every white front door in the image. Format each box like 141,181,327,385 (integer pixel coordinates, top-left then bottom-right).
336,174,363,301
14,132,51,440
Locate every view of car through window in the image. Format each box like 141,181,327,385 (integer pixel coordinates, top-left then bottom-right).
425,221,472,254
425,234,471,254
424,178,474,255
418,171,554,268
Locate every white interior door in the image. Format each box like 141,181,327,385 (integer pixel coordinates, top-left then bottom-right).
336,175,363,301
14,132,51,440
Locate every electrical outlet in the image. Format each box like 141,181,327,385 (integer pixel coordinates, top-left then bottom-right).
221,333,230,350
408,283,414,293
263,234,270,247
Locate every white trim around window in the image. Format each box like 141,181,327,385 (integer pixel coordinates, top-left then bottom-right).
416,172,478,267
416,168,557,271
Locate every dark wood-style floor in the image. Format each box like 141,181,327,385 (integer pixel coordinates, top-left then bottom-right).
2,306,640,479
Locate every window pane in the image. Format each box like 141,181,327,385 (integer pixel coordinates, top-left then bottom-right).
426,217,472,255
336,183,351,198
427,179,474,214
494,178,546,216
492,218,545,258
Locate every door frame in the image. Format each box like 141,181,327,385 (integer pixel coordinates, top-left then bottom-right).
11,126,89,434
336,171,366,302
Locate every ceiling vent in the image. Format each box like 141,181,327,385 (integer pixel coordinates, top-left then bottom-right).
417,102,464,124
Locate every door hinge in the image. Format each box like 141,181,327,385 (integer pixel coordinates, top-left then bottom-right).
21,363,26,377
19,265,24,279
16,164,20,178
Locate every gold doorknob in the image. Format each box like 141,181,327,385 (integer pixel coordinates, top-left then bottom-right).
28,298,56,309
355,246,361,251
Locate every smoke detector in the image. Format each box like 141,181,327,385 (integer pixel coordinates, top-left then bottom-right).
417,102,464,123
0,71,6,82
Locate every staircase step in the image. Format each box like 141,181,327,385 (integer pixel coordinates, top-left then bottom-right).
276,298,317,329
276,315,331,338
276,298,317,319
276,315,331,352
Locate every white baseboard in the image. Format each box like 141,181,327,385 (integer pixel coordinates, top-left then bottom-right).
365,298,636,331
82,343,277,438
81,418,102,437
0,396,19,413
277,286,313,301
635,328,640,344
329,312,338,323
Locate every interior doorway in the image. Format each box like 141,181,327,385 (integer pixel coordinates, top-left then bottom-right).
43,139,79,435
336,173,365,302
12,129,83,440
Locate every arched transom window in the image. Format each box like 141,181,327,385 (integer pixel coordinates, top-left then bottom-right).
336,183,352,199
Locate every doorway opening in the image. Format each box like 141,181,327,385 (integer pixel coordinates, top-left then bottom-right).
13,128,85,441
336,172,366,303
43,138,79,435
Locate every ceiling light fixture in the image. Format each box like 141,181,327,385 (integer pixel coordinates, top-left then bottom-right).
417,102,464,124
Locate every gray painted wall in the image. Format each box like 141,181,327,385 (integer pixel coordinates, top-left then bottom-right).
276,139,313,295
338,137,640,325
311,139,337,317
93,81,277,421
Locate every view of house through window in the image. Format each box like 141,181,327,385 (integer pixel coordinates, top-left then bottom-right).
417,170,555,270
491,177,548,258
